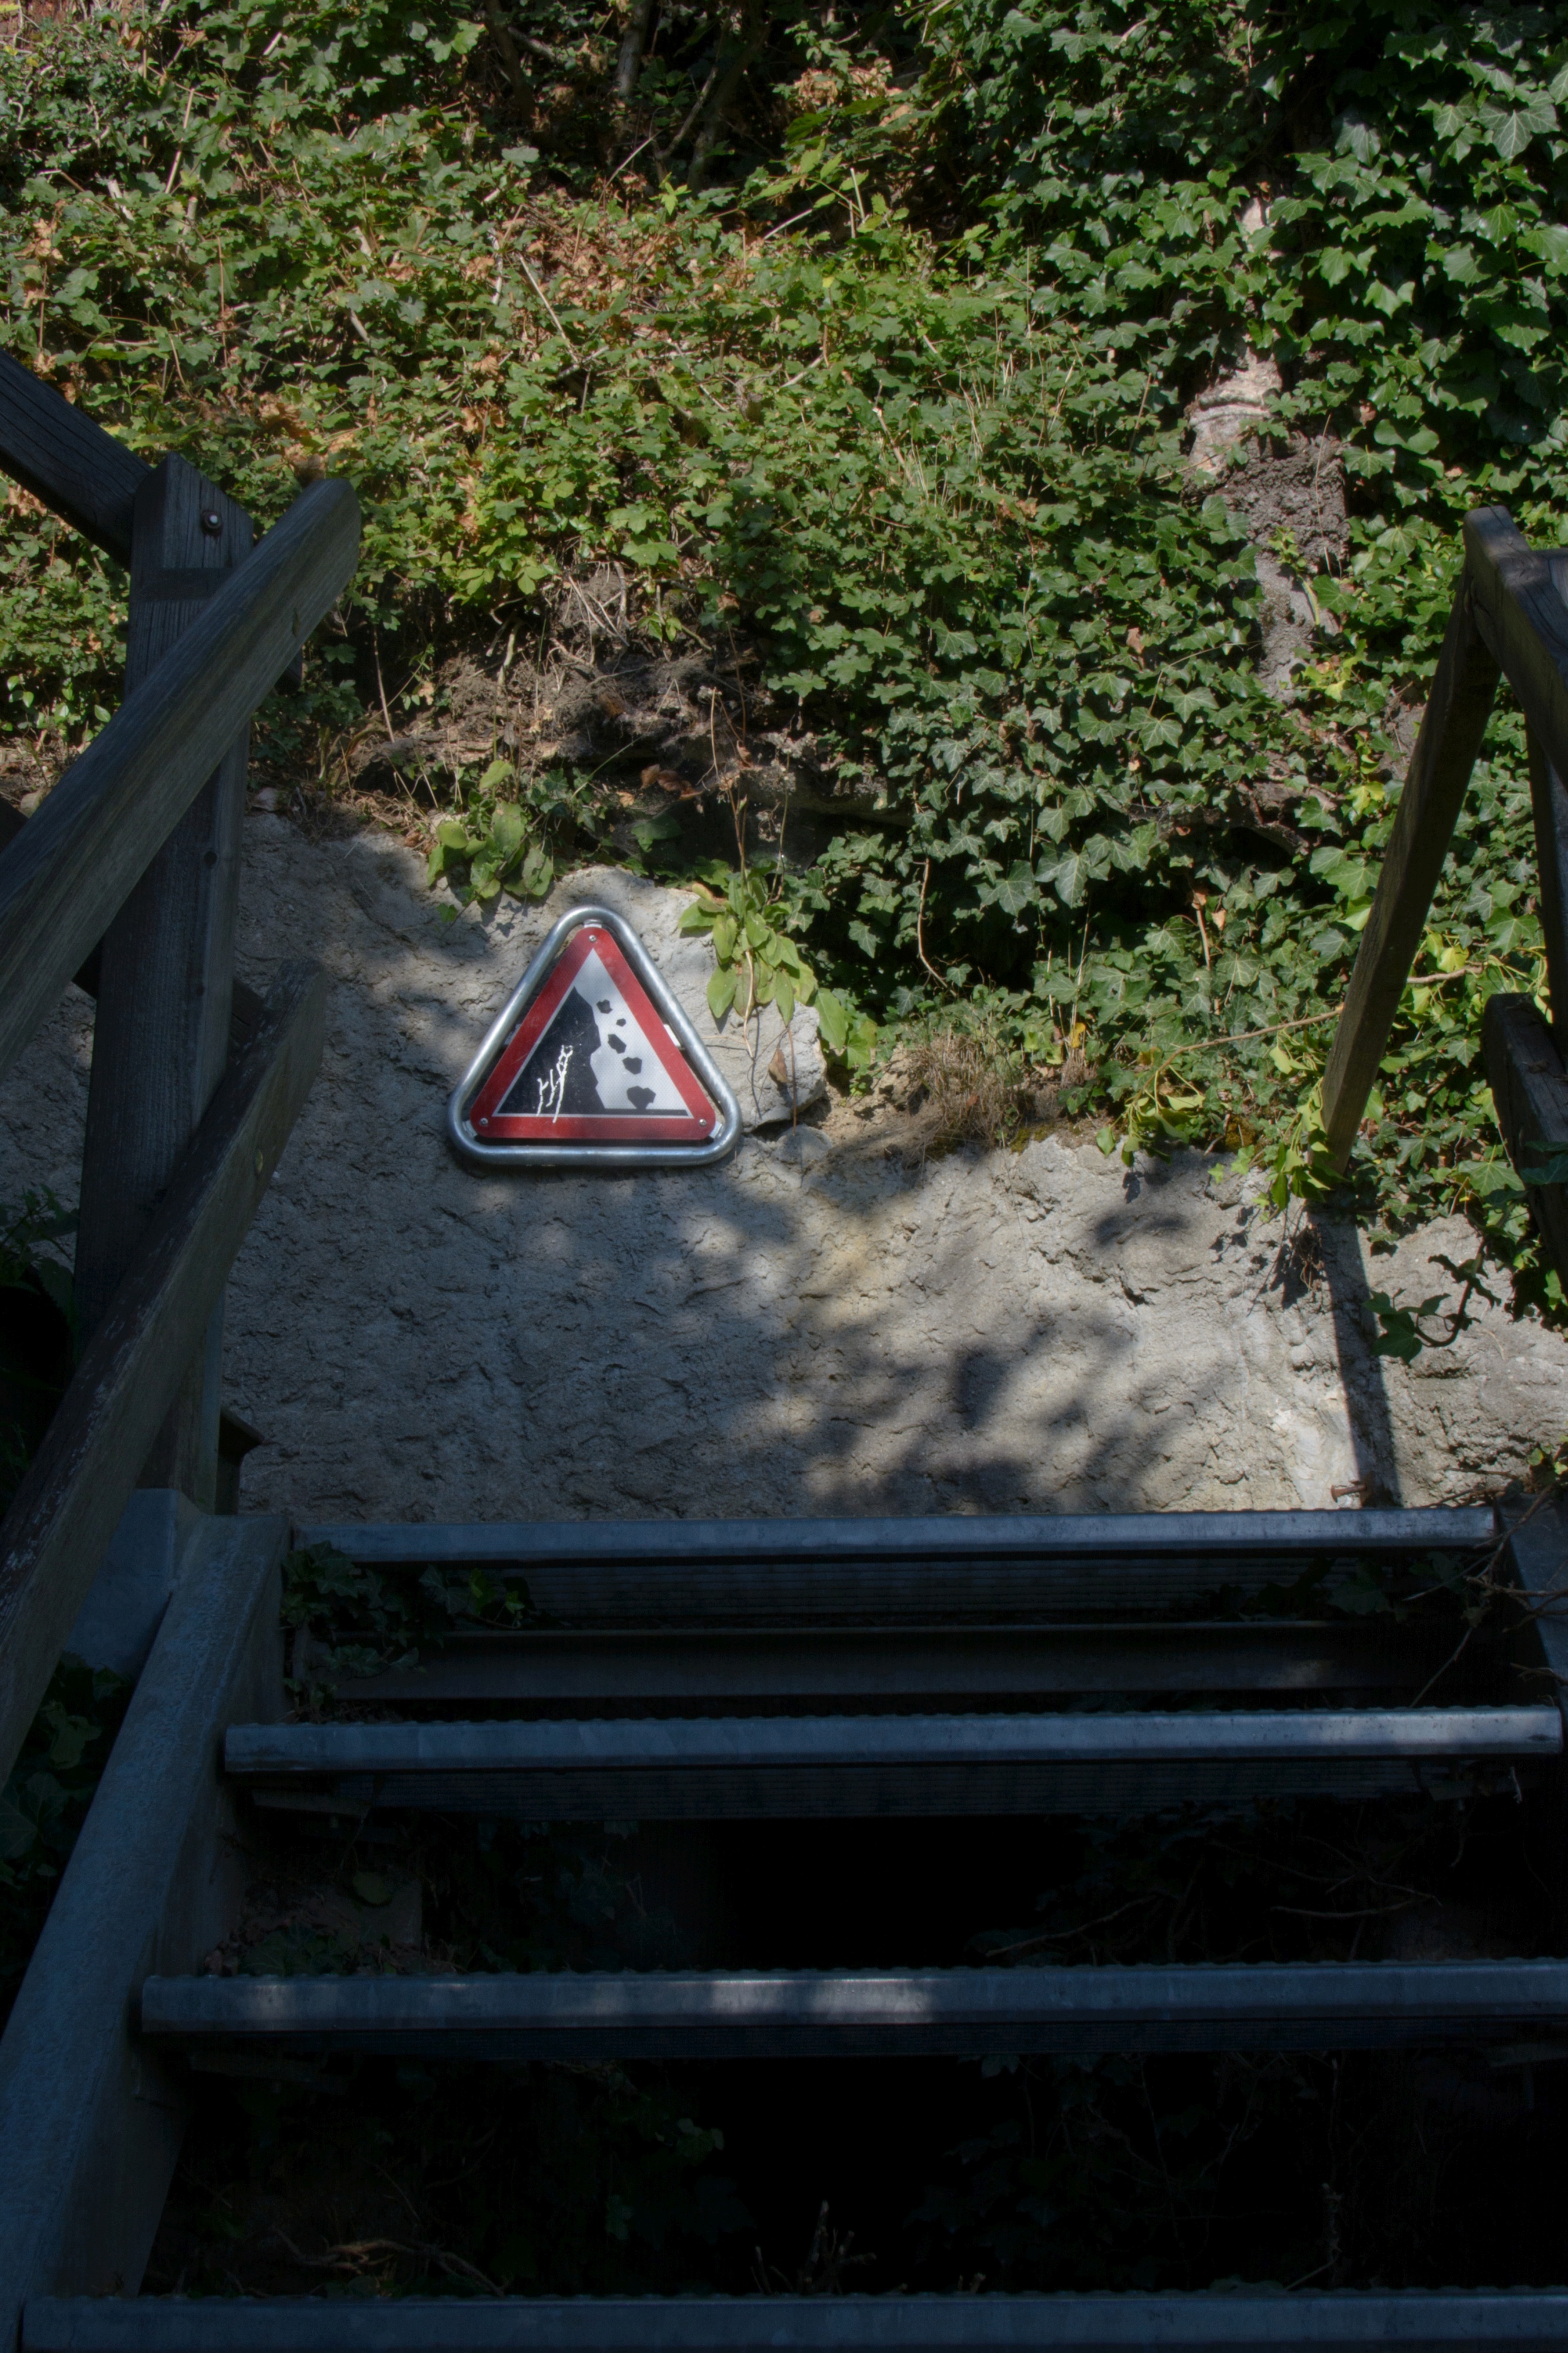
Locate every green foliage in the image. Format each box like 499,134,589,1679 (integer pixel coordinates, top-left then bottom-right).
920,0,1568,492
281,1541,533,1695
423,757,594,904
1367,1288,1449,1361
680,863,819,1027
912,1775,1537,2287
0,1189,76,1288
4,0,1567,1283
1364,1250,1498,1359
677,857,883,1062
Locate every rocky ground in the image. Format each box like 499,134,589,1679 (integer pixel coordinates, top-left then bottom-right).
1,821,1562,1523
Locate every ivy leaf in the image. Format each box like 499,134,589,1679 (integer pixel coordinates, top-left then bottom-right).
991,860,1037,918
707,964,739,1023
41,1705,96,1772
1335,112,1381,161
1043,850,1086,908
1527,222,1568,272
1479,97,1557,159
1522,1149,1568,1187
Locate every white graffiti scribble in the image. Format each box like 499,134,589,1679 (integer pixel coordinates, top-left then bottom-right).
535,1044,573,1122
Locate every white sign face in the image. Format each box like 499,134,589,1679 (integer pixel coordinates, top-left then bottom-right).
504,942,692,1125
448,905,742,1171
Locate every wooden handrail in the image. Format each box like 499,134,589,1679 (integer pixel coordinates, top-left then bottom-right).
1464,506,1568,782
0,475,357,1089
1320,572,1500,1168
0,798,266,1045
0,349,152,565
1321,505,1568,1172
0,959,326,1792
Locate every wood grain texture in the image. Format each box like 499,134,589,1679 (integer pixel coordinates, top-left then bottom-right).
1527,551,1568,1036
1464,505,1568,782
76,458,253,1331
74,456,255,1502
1322,574,1499,1168
0,959,326,1792
0,796,265,1046
0,1514,286,2334
1482,991,1568,1288
0,350,150,564
1526,724,1568,1038
0,475,356,1089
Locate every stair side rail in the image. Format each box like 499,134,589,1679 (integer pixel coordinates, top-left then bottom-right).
0,348,149,564
1319,508,1568,1277
0,470,357,1086
0,357,358,1788
0,964,325,1788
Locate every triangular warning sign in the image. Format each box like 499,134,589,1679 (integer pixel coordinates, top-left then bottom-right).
448,905,740,1169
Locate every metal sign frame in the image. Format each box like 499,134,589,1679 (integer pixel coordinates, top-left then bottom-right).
446,902,742,1171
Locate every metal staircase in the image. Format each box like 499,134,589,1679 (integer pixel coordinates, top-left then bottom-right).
22,2288,1568,2351
5,1502,1568,2345
9,359,1568,2346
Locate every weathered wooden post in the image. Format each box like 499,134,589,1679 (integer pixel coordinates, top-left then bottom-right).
71,456,253,1509
1319,578,1499,1170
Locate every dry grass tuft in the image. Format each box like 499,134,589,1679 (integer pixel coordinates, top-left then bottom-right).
901,1028,1032,1152
872,1025,1097,1164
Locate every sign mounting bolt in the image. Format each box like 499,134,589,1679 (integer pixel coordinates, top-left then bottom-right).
200,509,223,537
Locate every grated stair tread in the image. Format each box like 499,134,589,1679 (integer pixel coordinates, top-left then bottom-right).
139,1958,1568,2059
25,2290,1568,2351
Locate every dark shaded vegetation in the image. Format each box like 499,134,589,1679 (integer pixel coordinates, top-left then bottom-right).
150,1784,1568,2295
135,1535,1568,2296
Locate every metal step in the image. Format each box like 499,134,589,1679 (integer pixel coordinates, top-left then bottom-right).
228,1707,1561,1820
139,1959,1568,2060
25,2291,1568,2351
294,1618,1477,1713
296,1509,1496,1621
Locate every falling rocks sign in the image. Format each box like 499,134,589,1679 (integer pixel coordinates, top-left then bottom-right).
448,904,741,1170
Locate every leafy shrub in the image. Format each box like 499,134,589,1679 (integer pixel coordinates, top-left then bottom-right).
2,0,1564,1285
